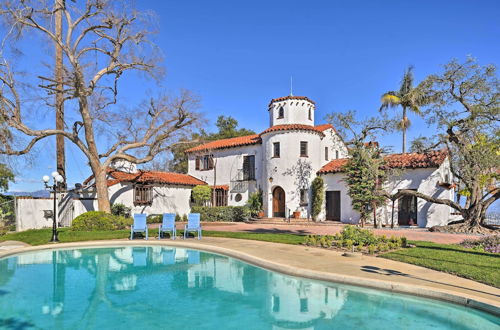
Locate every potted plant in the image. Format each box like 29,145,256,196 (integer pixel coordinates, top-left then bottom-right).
293,208,301,219
257,210,265,218
247,190,264,218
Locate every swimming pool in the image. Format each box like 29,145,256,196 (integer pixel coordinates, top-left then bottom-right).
0,246,498,329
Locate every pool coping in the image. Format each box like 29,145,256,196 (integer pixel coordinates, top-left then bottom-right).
1,239,499,317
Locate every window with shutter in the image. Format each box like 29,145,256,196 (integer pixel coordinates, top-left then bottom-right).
208,155,214,169
195,157,200,170
243,155,255,180
325,147,328,161
300,141,308,157
134,185,153,205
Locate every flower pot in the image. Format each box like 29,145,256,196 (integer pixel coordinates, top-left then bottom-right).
293,211,301,219
257,211,265,218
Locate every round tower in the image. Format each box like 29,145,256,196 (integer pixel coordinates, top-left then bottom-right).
268,96,315,127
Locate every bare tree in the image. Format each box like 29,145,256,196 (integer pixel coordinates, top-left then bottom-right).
0,1,200,212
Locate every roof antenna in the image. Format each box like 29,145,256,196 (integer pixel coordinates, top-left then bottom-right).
290,76,293,96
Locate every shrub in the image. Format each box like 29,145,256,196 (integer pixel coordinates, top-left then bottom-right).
460,235,499,253
175,214,182,222
182,214,188,222
111,203,131,218
344,239,354,250
190,206,250,222
368,245,376,254
147,215,162,224
311,177,324,221
341,225,378,246
192,185,212,206
401,236,407,248
246,190,263,216
71,211,131,231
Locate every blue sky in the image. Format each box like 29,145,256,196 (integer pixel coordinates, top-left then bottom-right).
4,0,500,192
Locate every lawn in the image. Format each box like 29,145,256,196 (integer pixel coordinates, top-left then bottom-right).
1,229,498,287
381,241,500,288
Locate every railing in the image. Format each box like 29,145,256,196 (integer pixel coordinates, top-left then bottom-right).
230,169,249,193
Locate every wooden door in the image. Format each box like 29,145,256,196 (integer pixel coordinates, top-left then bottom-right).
398,195,417,226
326,191,341,221
272,186,286,217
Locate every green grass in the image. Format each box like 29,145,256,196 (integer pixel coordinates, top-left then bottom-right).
381,241,500,288
1,229,498,287
0,228,305,246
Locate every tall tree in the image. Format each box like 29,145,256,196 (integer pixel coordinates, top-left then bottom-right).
0,1,199,212
391,58,499,233
380,66,427,153
328,111,393,227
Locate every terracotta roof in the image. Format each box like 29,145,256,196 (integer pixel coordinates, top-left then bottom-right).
185,134,261,153
382,150,448,170
315,124,334,131
317,158,349,174
260,124,327,136
269,96,315,106
211,185,229,190
318,150,448,174
106,170,207,187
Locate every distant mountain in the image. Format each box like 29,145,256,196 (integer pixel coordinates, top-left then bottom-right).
4,190,50,198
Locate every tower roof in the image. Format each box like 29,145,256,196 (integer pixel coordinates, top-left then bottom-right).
268,95,315,107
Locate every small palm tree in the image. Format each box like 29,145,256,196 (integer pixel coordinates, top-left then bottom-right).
380,66,426,153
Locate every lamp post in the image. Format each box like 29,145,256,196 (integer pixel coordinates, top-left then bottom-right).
43,171,65,243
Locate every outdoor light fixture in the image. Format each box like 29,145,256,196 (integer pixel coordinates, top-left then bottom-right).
268,176,273,183
43,171,65,243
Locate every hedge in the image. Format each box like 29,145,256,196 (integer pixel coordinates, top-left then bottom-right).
190,206,250,222
71,211,132,231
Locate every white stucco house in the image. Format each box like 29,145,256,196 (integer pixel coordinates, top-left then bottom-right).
186,95,456,227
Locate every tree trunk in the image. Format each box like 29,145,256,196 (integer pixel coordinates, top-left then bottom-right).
402,107,407,153
55,0,65,189
93,166,111,213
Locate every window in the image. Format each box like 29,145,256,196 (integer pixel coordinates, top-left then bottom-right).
213,188,228,206
300,298,308,313
277,106,284,119
273,142,280,158
198,155,214,171
308,108,312,120
134,185,153,205
335,150,339,159
243,155,255,180
300,189,308,205
325,147,328,161
234,193,242,202
300,141,308,157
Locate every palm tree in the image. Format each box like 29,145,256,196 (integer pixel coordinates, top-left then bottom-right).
380,66,425,153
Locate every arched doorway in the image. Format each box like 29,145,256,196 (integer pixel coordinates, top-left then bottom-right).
272,186,286,218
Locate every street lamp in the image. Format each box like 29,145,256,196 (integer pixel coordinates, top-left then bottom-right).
43,171,65,243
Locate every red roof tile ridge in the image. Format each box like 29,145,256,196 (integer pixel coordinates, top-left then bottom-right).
269,95,315,106
185,134,261,153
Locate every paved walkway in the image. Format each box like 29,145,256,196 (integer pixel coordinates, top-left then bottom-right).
1,238,498,314
199,222,479,244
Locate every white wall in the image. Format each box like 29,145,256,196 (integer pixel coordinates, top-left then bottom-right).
16,197,54,231
320,160,455,227
268,99,315,127
188,144,263,206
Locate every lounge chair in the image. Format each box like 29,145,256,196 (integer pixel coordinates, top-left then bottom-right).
158,213,177,239
130,213,148,240
183,213,202,240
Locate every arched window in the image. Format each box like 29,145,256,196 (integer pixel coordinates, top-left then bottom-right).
277,106,284,119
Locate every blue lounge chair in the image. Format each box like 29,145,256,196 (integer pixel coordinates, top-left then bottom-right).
130,213,148,240
184,213,202,240
158,213,176,239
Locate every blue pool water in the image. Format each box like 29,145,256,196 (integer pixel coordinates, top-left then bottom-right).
0,246,498,330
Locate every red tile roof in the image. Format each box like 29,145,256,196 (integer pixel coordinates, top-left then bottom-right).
318,150,448,174
269,96,315,106
106,170,207,187
382,150,448,170
187,124,339,153
260,124,327,136
211,185,229,190
185,134,261,153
